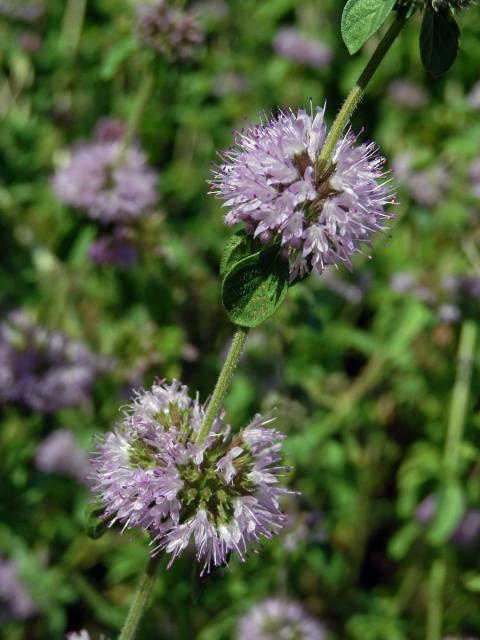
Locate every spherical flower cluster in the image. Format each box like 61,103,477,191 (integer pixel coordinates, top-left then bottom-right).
53,128,158,224
211,106,393,279
237,598,326,640
0,557,36,621
90,380,289,574
0,311,110,413
273,29,332,69
136,0,203,61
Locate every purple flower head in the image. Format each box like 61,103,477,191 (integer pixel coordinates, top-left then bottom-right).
0,557,36,621
237,598,326,640
388,79,427,109
211,106,393,279
89,227,138,267
53,131,158,224
136,0,203,61
36,429,91,484
90,380,289,575
273,29,332,69
0,311,110,413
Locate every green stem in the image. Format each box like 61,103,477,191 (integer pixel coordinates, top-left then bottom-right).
316,13,407,177
443,319,477,481
426,556,448,640
426,320,477,640
60,0,87,58
118,555,162,640
196,326,249,443
117,73,154,162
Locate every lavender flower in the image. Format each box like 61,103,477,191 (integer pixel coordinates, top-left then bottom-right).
387,79,427,109
0,310,109,413
91,380,289,574
0,558,36,621
53,128,158,224
136,0,203,61
66,632,107,640
36,429,91,484
237,598,326,640
211,106,393,279
89,227,138,267
273,29,332,69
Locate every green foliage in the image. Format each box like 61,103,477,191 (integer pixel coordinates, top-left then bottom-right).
420,5,461,76
341,0,397,54
221,244,289,327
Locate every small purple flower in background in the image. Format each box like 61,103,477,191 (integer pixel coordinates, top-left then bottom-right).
237,597,327,640
90,380,289,575
469,159,480,197
416,494,480,547
89,227,138,268
0,557,36,621
273,29,332,69
392,152,450,207
390,272,419,294
36,429,91,484
53,124,158,224
136,0,203,61
0,310,110,413
211,106,393,279
467,81,480,109
281,498,327,553
66,632,107,640
387,79,427,109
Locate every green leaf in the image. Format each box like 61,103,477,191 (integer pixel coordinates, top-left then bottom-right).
427,483,465,545
464,572,480,593
84,504,108,540
220,231,258,278
341,0,397,54
100,37,139,80
420,6,460,77
221,244,289,328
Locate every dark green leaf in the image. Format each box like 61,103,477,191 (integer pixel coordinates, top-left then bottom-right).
420,6,460,76
220,231,258,278
341,0,397,54
221,244,289,328
84,504,108,540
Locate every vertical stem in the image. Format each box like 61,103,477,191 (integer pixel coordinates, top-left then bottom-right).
316,13,407,176
443,319,477,481
117,73,154,162
118,555,162,640
426,557,448,640
426,320,477,640
60,0,87,58
196,327,249,443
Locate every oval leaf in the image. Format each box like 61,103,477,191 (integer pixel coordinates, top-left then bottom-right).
420,6,460,77
220,231,258,278
341,0,397,54
427,483,465,545
221,245,289,328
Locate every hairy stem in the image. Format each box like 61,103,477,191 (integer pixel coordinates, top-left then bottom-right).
316,13,407,177
196,327,249,443
118,555,162,640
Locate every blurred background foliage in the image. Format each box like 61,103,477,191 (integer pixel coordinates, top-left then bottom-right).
1,0,480,638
